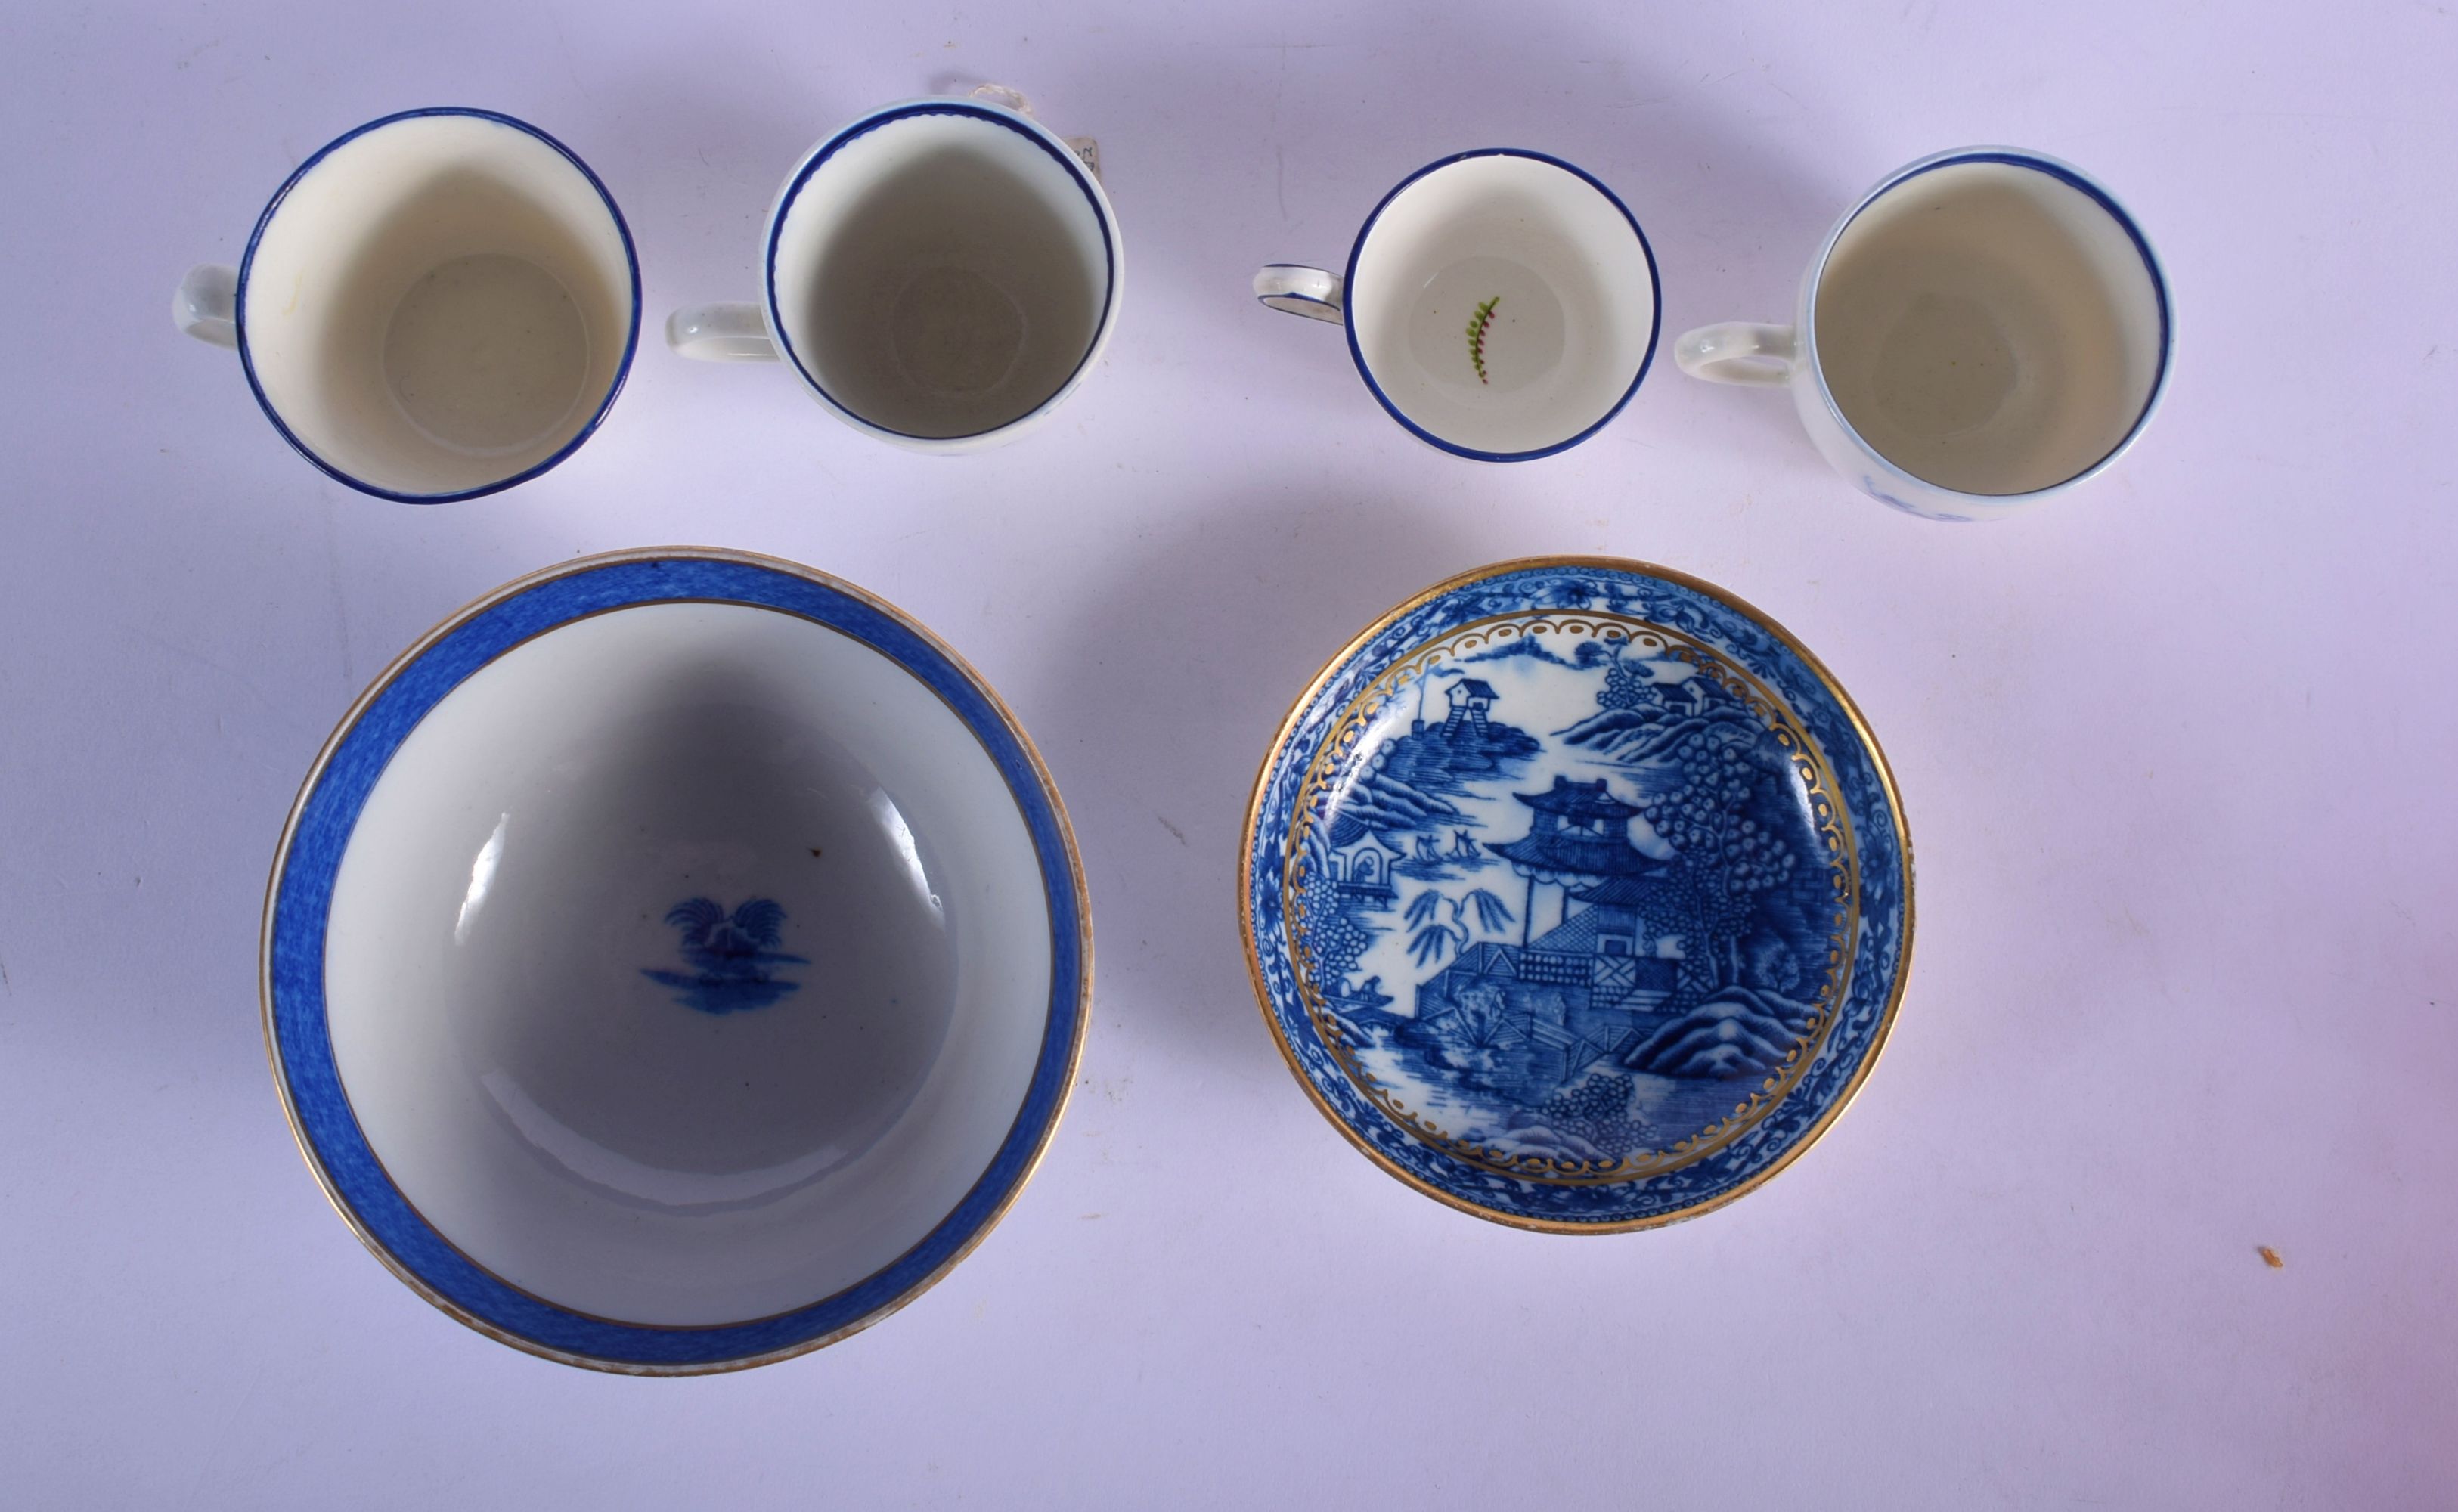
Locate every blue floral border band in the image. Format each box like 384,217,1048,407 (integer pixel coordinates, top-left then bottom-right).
1240,558,1911,1230
262,550,1090,1371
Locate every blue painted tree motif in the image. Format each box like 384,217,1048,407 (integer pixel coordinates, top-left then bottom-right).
1521,1067,1660,1160
1554,646,1827,1077
1404,886,1514,968
642,897,808,1015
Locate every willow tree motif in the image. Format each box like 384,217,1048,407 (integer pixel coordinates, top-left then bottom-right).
1404,886,1514,968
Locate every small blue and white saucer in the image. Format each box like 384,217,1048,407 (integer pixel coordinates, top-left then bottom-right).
1240,558,1912,1231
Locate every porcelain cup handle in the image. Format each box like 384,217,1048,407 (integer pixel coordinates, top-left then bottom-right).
1254,264,1345,324
175,264,239,349
968,84,1100,180
1675,322,1799,387
666,302,780,362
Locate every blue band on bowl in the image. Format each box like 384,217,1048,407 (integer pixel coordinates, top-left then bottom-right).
267,555,1087,1367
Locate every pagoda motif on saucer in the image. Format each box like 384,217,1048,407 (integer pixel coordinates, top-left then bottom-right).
1241,557,1913,1230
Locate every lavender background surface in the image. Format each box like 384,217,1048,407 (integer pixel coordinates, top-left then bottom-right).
2,1,2451,1504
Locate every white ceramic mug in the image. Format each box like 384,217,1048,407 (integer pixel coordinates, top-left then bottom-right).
175,108,640,503
1675,147,2173,522
1254,150,1660,462
668,87,1121,454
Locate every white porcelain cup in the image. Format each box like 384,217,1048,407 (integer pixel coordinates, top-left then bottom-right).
1254,150,1660,462
668,87,1121,454
1675,147,2173,522
175,108,640,503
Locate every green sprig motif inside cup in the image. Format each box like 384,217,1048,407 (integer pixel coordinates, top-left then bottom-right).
1467,296,1500,384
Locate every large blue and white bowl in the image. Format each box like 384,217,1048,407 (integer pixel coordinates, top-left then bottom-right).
263,550,1090,1371
1241,559,1911,1231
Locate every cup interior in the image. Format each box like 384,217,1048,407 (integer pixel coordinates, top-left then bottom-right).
1347,153,1657,459
1812,156,2166,497
318,600,1053,1327
770,106,1113,442
240,111,636,500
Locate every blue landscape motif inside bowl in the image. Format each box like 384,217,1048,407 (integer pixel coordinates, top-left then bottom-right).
1241,558,1912,1230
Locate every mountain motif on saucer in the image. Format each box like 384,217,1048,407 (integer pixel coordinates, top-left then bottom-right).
1240,558,1912,1230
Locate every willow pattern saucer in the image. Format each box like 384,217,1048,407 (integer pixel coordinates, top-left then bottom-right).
1240,558,1911,1230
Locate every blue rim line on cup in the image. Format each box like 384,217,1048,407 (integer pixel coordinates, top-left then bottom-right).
234,107,643,505
262,551,1093,1373
1341,149,1663,463
1808,147,2174,507
762,100,1119,444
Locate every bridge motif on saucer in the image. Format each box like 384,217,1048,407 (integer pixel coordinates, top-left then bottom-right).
1241,558,1912,1230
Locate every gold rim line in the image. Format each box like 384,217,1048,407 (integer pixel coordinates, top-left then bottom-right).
1235,554,1916,1235
1279,610,1861,1184
258,545,1095,1374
